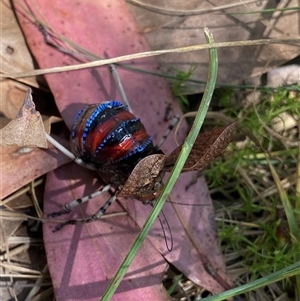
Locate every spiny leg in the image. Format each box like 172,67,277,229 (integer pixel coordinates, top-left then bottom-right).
52,189,119,232
155,115,180,150
48,184,111,218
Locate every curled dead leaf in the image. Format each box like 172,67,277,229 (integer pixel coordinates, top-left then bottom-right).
119,154,166,200
0,88,47,148
118,124,236,201
164,123,236,172
43,115,62,134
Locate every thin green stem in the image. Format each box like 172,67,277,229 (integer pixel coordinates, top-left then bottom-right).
100,27,219,301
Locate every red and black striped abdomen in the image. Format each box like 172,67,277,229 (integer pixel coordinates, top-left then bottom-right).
70,101,154,173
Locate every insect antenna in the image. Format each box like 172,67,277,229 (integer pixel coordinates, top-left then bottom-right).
149,202,173,252
109,64,132,113
159,208,174,252
39,24,132,112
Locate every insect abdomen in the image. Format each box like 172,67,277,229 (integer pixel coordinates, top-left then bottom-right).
70,101,154,169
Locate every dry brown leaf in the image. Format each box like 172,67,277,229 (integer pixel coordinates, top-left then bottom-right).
119,154,166,199
0,0,38,87
43,115,63,134
0,89,47,148
119,124,235,200
164,124,236,172
0,80,29,119
0,135,71,199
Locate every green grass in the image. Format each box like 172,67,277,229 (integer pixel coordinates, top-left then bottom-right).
202,87,300,300
172,65,198,111
168,63,300,300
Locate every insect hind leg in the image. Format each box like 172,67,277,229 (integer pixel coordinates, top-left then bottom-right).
155,115,180,150
48,184,111,218
51,192,118,232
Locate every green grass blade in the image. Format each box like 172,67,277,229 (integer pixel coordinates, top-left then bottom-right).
100,27,218,301
200,261,300,301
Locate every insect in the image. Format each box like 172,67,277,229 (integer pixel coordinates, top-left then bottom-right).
48,100,171,230
48,99,236,231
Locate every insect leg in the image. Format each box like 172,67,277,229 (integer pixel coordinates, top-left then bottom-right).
155,115,180,150
52,191,118,232
48,184,111,218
